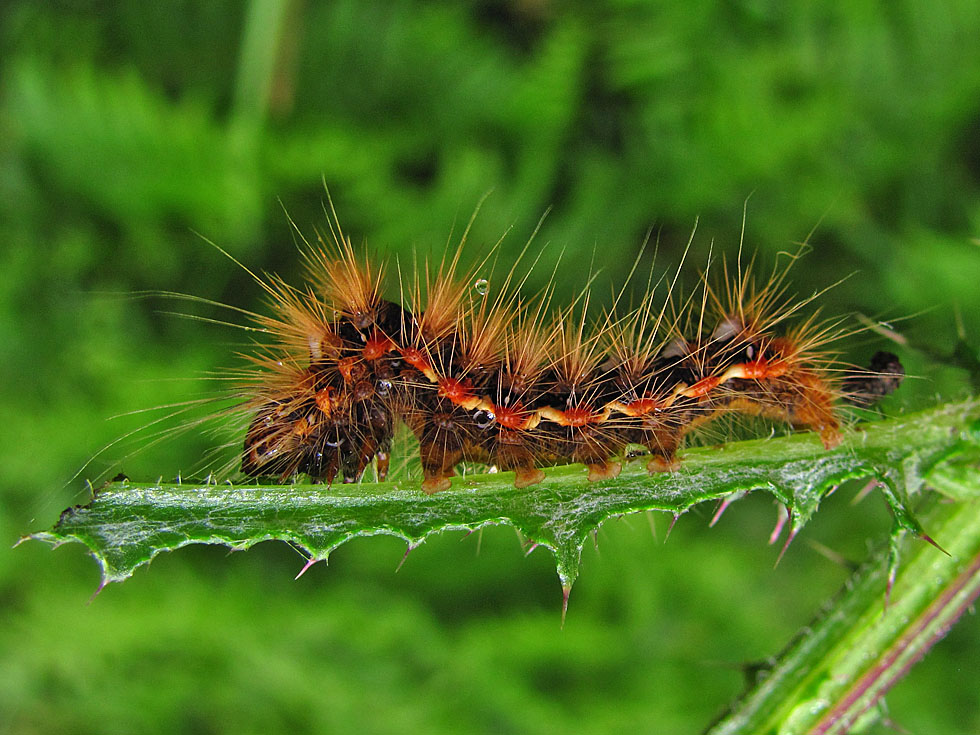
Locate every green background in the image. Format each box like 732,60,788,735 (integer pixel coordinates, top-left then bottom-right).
2,1,979,733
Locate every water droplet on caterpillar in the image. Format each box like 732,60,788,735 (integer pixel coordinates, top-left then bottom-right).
472,408,496,428
473,278,489,296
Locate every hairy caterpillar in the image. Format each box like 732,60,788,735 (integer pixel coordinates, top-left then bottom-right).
227,205,903,495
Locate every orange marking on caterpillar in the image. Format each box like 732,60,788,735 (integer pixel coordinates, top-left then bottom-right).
682,376,722,398
726,358,789,381
399,346,438,381
338,357,358,383
293,416,314,439
315,387,334,416
620,397,662,417
493,403,536,431
437,377,481,410
539,405,606,427
363,331,395,360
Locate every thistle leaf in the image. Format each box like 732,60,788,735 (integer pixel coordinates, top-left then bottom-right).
29,399,980,592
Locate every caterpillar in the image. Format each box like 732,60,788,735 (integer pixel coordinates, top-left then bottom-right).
229,207,903,495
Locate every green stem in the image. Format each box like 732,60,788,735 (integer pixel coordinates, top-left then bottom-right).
233,0,294,125
705,463,980,735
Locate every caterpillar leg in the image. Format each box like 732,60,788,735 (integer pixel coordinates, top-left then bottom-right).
375,452,390,481
635,423,682,474
586,460,622,482
647,454,680,473
342,436,381,483
493,442,547,488
419,439,462,494
514,466,547,488
421,474,453,494
567,437,624,482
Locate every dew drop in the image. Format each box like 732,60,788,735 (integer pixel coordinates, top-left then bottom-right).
376,379,393,396
473,278,489,296
472,408,496,429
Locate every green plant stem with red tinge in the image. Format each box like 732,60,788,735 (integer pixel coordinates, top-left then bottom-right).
812,550,980,734
706,457,980,735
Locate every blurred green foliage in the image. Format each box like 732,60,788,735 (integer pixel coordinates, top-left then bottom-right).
2,1,979,733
